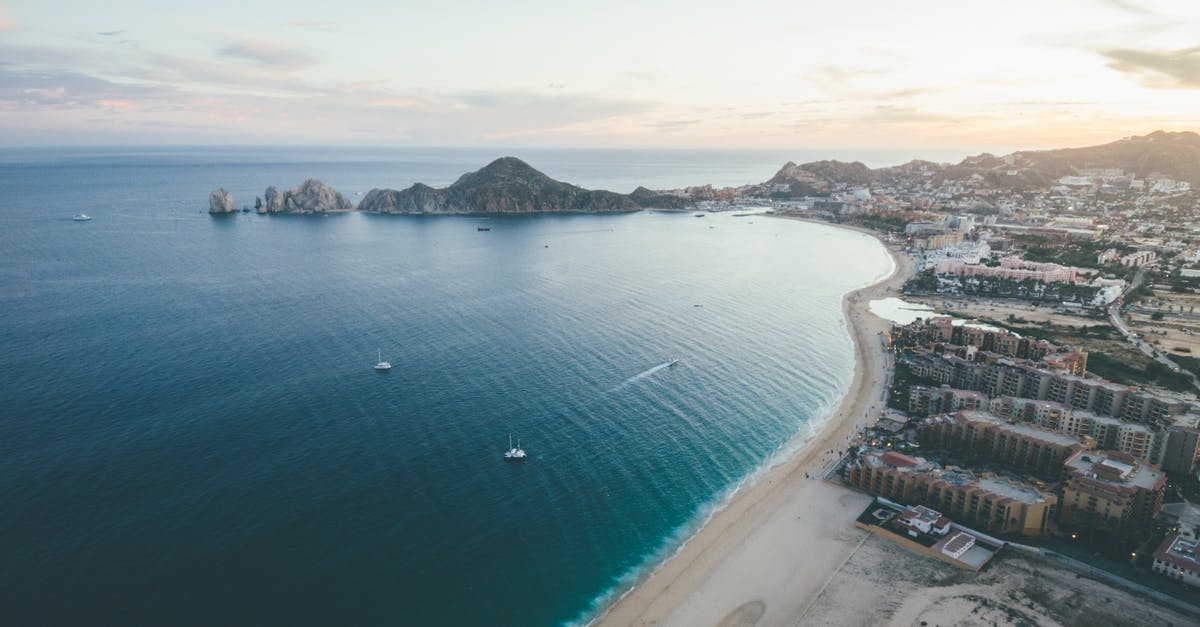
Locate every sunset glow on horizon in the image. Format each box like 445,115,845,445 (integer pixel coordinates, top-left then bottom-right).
1,0,1199,153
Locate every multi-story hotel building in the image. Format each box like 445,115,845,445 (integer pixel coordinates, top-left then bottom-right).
845,448,1058,537
917,410,1088,479
1059,450,1166,540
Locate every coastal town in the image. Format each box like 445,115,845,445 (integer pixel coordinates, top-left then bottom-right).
602,132,1200,626
798,134,1200,621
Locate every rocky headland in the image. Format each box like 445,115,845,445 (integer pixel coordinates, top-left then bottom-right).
209,131,1200,216
358,157,639,214
259,179,352,214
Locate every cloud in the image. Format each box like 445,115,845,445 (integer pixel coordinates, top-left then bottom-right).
217,41,316,70
1100,46,1200,88
873,86,938,100
1097,0,1151,15
651,119,701,130
281,19,333,31
0,68,174,110
0,5,17,31
454,91,651,121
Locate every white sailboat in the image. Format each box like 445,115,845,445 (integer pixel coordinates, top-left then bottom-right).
374,348,391,371
503,434,526,460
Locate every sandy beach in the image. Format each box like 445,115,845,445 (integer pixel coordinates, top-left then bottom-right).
596,224,913,627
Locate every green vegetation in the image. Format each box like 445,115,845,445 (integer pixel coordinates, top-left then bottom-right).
887,361,935,410
902,268,939,294
939,275,1101,304
838,213,912,233
1124,283,1153,304
1022,240,1127,268
1172,354,1200,374
1085,352,1195,393
1166,271,1200,293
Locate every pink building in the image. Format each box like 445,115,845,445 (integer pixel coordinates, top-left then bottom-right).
935,256,1079,283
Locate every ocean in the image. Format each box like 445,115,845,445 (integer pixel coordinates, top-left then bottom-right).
0,147,893,626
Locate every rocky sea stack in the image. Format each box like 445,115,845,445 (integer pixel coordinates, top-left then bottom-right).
261,179,352,214
358,157,639,214
208,188,236,214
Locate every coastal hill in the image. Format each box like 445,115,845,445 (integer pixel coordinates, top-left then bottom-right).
760,131,1200,195
358,157,640,214
210,131,1200,214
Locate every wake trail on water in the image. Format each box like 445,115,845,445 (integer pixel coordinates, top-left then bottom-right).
608,361,675,392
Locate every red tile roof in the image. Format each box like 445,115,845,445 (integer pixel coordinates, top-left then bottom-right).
880,451,920,468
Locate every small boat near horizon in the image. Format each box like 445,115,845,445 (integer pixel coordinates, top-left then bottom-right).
73,213,92,221
373,349,392,371
503,434,526,461
477,227,490,231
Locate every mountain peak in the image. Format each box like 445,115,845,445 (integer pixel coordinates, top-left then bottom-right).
451,156,553,189
359,158,638,214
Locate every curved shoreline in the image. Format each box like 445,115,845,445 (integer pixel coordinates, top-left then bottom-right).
594,223,912,626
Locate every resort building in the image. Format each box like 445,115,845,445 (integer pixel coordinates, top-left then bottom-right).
845,448,1059,537
908,385,988,418
917,411,1088,479
989,396,1069,430
1120,250,1158,267
934,256,1080,284
1160,426,1200,475
902,352,1190,429
1059,450,1166,541
892,317,1058,363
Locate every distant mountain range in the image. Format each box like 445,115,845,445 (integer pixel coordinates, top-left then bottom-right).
762,131,1200,196
211,131,1200,215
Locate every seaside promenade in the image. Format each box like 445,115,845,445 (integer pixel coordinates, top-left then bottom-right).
597,227,912,626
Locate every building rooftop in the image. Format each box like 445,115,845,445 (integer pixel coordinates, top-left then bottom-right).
1065,450,1165,491
976,477,1047,505
1159,502,1200,538
1071,410,1122,427
1154,533,1200,573
860,448,931,471
958,410,1084,447
1172,415,1200,428
880,451,921,468
908,505,944,525
938,531,976,555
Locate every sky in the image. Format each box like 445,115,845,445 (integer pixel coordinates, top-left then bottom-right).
1,0,1198,152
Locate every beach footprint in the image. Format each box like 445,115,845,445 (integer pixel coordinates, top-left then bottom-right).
716,600,767,627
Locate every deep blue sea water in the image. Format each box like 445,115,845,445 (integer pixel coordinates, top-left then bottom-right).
0,147,892,626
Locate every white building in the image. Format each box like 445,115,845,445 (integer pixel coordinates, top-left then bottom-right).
1153,534,1200,590
1120,250,1158,267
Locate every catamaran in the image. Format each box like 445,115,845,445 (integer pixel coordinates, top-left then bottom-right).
374,349,391,371
503,434,526,460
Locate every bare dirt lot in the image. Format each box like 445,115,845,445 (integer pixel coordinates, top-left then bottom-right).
800,533,1198,627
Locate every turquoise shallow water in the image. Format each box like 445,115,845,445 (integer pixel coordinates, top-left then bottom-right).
0,148,891,626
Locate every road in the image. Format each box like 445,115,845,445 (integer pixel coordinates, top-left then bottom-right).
1108,267,1200,390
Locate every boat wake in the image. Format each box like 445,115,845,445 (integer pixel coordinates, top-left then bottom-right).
608,360,678,392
